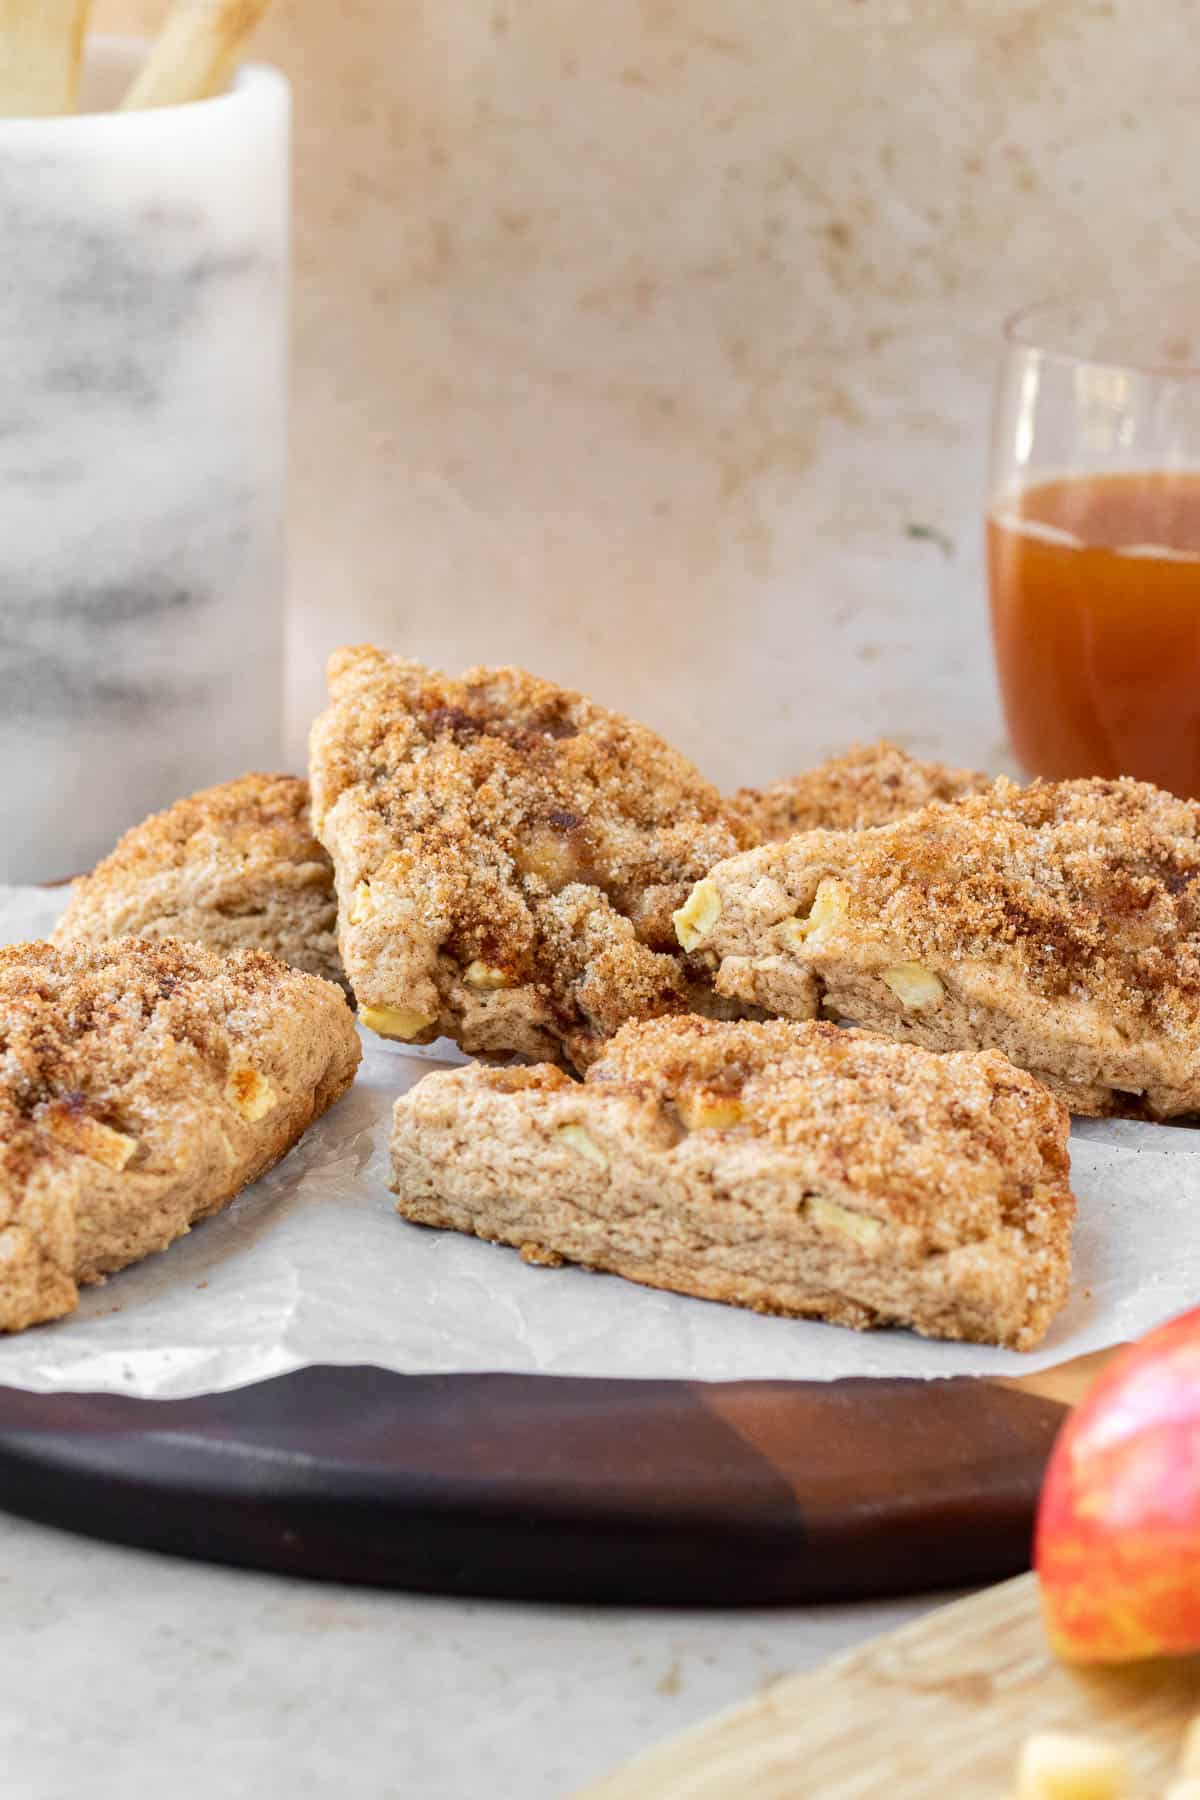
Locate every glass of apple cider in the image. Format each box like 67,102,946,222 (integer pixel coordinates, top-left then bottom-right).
988,294,1200,797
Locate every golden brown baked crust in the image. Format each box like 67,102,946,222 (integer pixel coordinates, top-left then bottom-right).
390,1016,1074,1350
726,741,991,843
0,937,361,1333
53,774,343,987
309,647,748,1067
680,775,1200,1117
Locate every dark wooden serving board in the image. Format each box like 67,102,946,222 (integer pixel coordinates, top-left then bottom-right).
0,1364,1075,1604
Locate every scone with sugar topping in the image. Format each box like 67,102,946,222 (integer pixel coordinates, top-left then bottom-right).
54,774,343,988
0,937,360,1333
677,775,1200,1117
727,741,992,843
308,647,748,1068
390,1016,1074,1350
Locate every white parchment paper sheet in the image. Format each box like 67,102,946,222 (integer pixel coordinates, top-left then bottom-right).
1,884,1199,1397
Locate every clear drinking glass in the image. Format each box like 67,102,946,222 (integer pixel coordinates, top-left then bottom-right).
987,292,1200,798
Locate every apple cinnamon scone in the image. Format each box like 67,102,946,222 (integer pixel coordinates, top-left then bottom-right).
390,1016,1074,1350
727,741,992,843
54,774,343,988
676,776,1200,1118
308,647,750,1068
0,937,360,1333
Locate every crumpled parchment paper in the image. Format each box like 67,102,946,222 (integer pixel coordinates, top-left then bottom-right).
0,883,1197,1396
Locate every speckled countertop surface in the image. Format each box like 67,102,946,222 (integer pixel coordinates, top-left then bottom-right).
0,1505,950,1796
90,0,1200,789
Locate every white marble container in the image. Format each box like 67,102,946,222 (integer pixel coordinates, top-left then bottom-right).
0,39,289,882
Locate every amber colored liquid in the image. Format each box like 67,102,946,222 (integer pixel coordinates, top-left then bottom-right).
988,471,1200,797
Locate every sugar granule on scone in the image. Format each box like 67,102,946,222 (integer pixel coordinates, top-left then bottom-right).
0,937,361,1334
390,1016,1074,1350
54,774,343,989
727,741,993,844
677,775,1200,1117
308,647,749,1068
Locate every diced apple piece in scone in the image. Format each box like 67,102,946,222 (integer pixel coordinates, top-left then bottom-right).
0,937,360,1333
390,1015,1074,1350
726,741,991,843
54,774,344,989
308,648,749,1069
676,776,1200,1118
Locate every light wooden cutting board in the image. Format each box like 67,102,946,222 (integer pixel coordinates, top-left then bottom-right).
583,1572,1200,1798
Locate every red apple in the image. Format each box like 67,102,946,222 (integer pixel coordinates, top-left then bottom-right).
1036,1307,1200,1663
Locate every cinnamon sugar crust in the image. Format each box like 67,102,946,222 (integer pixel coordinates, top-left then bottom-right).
390,1015,1074,1350
0,937,360,1333
727,741,991,843
54,774,343,988
682,775,1200,1117
309,647,748,1066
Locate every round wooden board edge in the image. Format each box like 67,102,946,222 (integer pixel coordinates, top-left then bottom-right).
0,1362,1077,1605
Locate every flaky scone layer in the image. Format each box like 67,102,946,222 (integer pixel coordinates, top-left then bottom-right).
390,1016,1074,1350
54,774,343,988
309,648,748,1068
678,776,1200,1117
727,741,991,843
0,937,360,1333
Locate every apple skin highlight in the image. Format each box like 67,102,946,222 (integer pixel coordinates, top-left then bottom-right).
1036,1308,1200,1664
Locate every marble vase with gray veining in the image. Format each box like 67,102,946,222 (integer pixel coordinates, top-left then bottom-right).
0,43,289,881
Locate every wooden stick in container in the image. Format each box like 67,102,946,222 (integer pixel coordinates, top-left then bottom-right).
121,0,275,111
0,1,92,117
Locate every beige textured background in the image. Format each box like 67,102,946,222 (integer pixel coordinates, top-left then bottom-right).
99,1,1200,784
